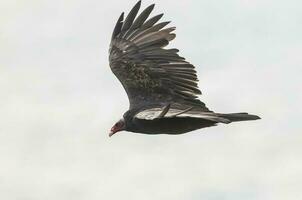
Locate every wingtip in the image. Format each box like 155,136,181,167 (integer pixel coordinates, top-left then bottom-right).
170,26,176,31
135,0,142,8
120,12,125,20
144,3,155,13
249,114,261,120
150,3,155,9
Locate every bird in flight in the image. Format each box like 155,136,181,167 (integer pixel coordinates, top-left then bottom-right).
108,1,260,137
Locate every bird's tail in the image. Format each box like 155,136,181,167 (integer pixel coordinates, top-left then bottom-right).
217,112,261,123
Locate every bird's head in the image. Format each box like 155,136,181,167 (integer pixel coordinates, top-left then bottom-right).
109,118,126,137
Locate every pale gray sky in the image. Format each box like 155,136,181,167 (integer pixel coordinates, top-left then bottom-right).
0,0,301,200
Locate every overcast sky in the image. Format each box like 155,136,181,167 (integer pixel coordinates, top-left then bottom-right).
0,0,301,199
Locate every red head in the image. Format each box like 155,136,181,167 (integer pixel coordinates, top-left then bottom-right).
109,119,125,137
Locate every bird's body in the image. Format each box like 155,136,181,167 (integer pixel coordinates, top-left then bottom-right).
125,115,216,135
108,1,260,136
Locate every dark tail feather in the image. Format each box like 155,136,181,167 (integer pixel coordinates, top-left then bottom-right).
218,112,261,122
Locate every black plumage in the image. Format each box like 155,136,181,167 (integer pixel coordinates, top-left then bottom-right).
108,1,260,136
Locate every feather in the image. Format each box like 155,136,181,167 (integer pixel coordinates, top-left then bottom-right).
174,85,199,95
170,73,198,80
135,108,228,122
111,12,124,39
138,38,169,49
169,107,194,117
160,63,194,68
141,13,164,29
129,21,171,41
142,50,179,57
172,81,201,94
130,4,155,31
134,27,176,44
123,4,155,39
121,1,141,33
157,104,171,118
171,76,198,86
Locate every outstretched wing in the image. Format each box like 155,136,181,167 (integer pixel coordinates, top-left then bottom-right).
109,1,210,111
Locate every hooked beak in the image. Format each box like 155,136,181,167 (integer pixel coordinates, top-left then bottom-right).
109,130,115,137
109,119,125,137
109,127,118,137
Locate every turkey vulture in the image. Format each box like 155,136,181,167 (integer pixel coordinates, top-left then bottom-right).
108,1,260,137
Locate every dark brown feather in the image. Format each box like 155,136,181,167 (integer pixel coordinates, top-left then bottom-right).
111,12,124,40
121,1,141,34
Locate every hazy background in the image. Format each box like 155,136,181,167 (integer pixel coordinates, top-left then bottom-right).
1,0,301,199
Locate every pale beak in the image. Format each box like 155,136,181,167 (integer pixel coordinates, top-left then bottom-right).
109,127,117,137
109,131,115,137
